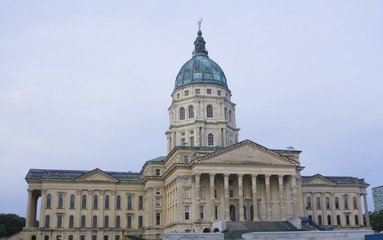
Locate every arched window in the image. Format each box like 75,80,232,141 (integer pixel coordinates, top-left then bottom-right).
327,215,332,225
70,194,75,209
208,133,214,146
353,197,357,209
57,215,62,227
82,195,87,209
116,195,121,209
81,215,86,228
116,216,120,228
355,215,359,225
318,215,322,225
105,195,109,209
180,107,185,120
337,215,341,225
104,216,109,228
138,216,143,228
307,197,312,209
317,197,321,209
344,196,349,209
326,197,330,209
127,216,132,228
207,105,213,118
128,196,132,210
58,194,63,208
228,110,232,123
188,106,194,118
92,216,97,228
346,215,350,225
93,195,98,209
46,194,51,208
138,196,143,210
335,197,339,209
69,215,74,228
45,215,50,227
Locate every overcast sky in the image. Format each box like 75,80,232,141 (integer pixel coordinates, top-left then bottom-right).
1,1,382,217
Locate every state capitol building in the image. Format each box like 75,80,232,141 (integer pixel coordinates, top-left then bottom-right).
16,28,370,240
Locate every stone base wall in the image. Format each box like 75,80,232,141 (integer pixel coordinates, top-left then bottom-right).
242,230,374,240
161,233,224,240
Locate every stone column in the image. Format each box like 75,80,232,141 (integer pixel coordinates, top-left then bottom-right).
265,174,272,221
278,175,286,221
291,175,299,218
312,193,317,223
321,193,327,225
223,129,227,147
330,193,336,226
238,174,245,221
251,174,258,221
39,189,46,227
25,189,33,227
110,191,115,228
363,193,370,227
224,173,230,221
209,173,216,221
195,173,201,220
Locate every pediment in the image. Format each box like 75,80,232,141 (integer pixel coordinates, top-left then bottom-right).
76,169,118,183
195,140,297,166
303,174,336,186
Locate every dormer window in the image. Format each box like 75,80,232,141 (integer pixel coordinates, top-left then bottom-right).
185,90,189,96
207,89,211,94
218,90,221,96
195,89,200,94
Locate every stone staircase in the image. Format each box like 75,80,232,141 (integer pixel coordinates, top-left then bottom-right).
224,221,298,239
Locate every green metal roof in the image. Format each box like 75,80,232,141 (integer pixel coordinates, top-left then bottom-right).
174,30,228,90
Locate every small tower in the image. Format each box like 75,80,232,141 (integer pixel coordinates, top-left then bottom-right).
166,28,240,153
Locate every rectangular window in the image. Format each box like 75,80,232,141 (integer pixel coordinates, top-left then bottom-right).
156,189,161,195
229,180,233,186
200,206,204,219
177,93,180,99
214,189,218,198
156,213,161,225
218,90,221,96
215,206,218,219
183,155,189,163
190,137,194,146
207,89,211,94
199,189,204,198
127,216,132,228
156,198,161,206
181,138,186,145
184,206,190,220
195,89,200,94
155,169,160,176
184,189,190,198
229,189,234,198
184,178,189,185
184,90,189,96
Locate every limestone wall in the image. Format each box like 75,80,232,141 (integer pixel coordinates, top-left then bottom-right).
161,233,224,240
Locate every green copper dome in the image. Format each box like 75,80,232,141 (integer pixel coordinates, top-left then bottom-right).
174,30,228,90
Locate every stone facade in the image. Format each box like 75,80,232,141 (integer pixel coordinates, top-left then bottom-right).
14,29,371,240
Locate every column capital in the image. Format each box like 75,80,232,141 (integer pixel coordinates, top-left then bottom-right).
264,174,271,178
194,172,201,177
237,173,244,178
251,174,258,178
223,173,230,178
209,173,216,177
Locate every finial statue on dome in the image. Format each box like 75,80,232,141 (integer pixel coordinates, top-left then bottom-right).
197,18,203,31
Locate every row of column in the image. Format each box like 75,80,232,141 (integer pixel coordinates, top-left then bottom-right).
193,172,299,222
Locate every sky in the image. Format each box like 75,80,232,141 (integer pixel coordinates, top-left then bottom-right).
0,0,382,218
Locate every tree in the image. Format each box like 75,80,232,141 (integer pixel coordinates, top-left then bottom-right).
370,210,383,233
0,214,26,238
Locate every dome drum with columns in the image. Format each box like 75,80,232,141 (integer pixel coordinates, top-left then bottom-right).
14,26,371,240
